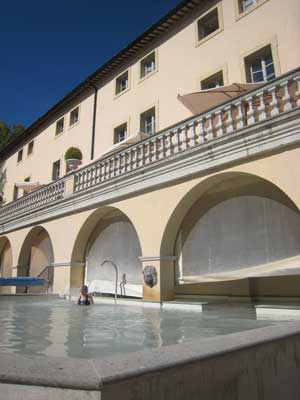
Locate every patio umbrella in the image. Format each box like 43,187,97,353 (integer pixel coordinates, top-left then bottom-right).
178,83,263,115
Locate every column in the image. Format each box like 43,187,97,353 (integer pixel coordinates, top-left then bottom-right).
139,256,176,302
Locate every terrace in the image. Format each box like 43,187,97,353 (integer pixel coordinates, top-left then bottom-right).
0,68,299,233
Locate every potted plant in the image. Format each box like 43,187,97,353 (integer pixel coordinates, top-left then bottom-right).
64,147,83,172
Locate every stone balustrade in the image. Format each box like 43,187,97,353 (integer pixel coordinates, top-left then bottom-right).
73,69,300,193
0,68,299,224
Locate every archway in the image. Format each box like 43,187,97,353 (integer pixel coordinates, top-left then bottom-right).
18,226,54,293
0,237,13,294
71,207,143,298
161,172,300,293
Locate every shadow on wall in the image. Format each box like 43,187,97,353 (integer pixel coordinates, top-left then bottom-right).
17,226,54,294
174,174,300,286
86,211,142,297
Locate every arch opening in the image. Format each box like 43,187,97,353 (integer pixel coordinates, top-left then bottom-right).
72,207,143,298
163,173,300,287
0,237,13,294
17,226,54,294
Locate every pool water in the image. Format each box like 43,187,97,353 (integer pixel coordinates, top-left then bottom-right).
0,297,298,359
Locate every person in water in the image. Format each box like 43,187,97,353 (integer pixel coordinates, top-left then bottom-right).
77,285,94,305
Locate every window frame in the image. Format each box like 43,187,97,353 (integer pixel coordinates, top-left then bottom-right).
115,70,130,97
114,123,128,144
27,140,34,156
69,106,80,127
235,0,271,20
195,3,224,47
244,44,276,83
17,149,23,163
52,160,61,181
140,107,156,136
201,70,225,90
55,117,65,136
139,50,158,82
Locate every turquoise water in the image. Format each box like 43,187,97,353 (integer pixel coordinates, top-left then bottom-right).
0,297,297,359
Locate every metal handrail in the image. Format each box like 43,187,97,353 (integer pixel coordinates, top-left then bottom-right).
100,260,118,302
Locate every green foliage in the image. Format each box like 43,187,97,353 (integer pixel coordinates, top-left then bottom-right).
64,147,83,160
10,124,25,137
0,164,7,205
0,121,25,152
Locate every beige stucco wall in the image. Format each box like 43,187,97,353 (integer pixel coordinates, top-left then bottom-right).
2,145,300,298
1,0,300,205
2,93,95,204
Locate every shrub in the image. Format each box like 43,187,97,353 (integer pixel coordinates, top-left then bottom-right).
64,147,82,161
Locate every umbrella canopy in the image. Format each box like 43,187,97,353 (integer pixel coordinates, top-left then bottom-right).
178,83,262,115
15,181,50,192
97,131,150,159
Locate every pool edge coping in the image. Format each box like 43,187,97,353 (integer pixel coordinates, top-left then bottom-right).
0,320,300,391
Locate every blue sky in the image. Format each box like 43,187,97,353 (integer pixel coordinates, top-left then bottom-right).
0,0,181,127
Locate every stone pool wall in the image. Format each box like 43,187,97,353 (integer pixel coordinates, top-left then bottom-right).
1,321,300,399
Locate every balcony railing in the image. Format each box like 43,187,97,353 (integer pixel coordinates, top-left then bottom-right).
0,68,300,224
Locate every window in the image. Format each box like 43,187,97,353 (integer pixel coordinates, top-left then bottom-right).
116,71,129,95
201,71,224,90
140,52,156,79
56,118,64,135
27,141,34,155
238,0,257,13
23,177,30,195
17,149,23,163
197,8,219,41
114,123,127,144
70,107,79,126
13,186,19,201
140,107,156,135
244,45,275,83
52,160,61,180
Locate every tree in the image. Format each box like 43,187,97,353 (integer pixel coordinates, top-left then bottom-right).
0,121,25,151
0,163,6,205
0,121,9,149
10,124,25,137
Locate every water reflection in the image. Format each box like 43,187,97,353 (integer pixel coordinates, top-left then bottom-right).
0,297,52,356
0,297,298,359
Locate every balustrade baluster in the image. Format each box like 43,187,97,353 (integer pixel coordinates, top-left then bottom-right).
189,122,197,147
257,91,267,121
280,80,292,112
100,162,105,181
181,125,189,150
197,118,205,142
224,105,234,133
269,86,279,116
294,75,300,107
86,169,91,188
130,149,135,170
246,96,256,125
175,129,181,153
164,132,171,156
161,135,166,158
215,110,224,137
94,164,100,183
153,137,159,160
235,101,245,129
205,114,214,140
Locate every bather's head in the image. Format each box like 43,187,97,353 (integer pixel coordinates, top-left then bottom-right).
80,285,88,295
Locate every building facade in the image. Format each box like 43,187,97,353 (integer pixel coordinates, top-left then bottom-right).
0,0,300,301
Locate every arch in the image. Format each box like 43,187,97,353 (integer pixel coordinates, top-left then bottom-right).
70,206,143,297
160,172,300,284
0,236,13,294
17,226,55,293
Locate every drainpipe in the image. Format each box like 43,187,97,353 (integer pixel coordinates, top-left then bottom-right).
89,81,98,160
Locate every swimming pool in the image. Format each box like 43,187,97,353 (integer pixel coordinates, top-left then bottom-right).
0,296,298,359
